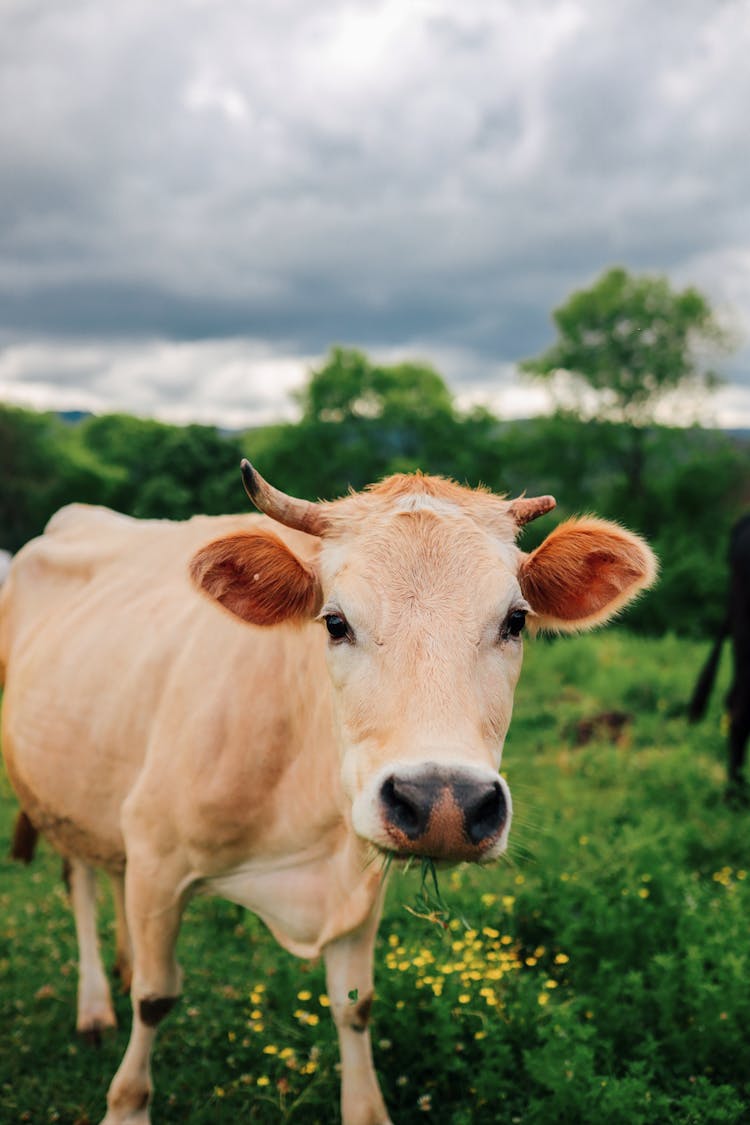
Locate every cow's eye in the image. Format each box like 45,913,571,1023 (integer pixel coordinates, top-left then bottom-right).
324,613,351,643
503,609,527,639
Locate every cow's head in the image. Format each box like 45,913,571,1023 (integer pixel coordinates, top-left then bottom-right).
190,463,656,864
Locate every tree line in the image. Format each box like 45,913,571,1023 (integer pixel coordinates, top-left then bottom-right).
1,269,747,638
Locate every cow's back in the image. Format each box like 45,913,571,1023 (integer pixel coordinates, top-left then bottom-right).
0,505,329,871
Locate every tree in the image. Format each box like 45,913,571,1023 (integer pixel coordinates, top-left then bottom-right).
521,267,730,427
79,414,246,519
0,405,115,551
251,346,465,499
296,345,455,424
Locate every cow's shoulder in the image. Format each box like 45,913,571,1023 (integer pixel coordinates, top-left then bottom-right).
3,508,263,648
19,505,276,577
8,505,142,594
45,502,139,535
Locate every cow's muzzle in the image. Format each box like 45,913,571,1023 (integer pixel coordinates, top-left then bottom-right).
378,765,509,861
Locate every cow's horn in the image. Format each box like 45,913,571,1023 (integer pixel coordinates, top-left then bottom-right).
240,460,328,536
508,494,556,526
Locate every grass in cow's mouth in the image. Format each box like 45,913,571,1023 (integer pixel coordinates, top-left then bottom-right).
376,852,472,931
402,857,453,930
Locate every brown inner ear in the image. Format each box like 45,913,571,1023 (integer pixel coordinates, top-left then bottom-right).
520,542,645,623
190,531,320,626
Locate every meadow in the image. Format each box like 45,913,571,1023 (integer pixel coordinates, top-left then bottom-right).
1,630,748,1125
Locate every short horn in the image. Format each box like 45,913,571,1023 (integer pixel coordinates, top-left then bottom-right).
240,460,328,536
508,494,556,527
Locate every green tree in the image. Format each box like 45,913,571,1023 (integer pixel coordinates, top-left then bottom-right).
78,413,171,513
130,423,246,519
521,267,729,425
79,414,245,518
521,267,731,490
296,346,455,424
252,347,464,499
0,405,115,551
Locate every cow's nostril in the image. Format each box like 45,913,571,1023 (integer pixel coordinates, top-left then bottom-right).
465,781,505,845
380,776,429,840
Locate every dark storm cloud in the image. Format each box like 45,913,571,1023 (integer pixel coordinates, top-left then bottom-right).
0,0,748,422
0,276,489,351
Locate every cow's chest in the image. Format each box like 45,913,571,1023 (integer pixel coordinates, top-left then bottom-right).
202,839,382,959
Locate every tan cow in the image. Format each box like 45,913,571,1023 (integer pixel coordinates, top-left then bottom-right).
0,465,656,1125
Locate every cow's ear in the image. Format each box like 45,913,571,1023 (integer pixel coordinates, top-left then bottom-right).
519,517,657,632
190,531,321,626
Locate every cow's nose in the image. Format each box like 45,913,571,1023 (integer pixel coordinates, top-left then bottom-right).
462,779,506,845
379,768,508,859
380,776,431,840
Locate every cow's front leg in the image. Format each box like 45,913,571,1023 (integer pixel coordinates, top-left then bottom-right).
324,903,393,1125
101,852,189,1125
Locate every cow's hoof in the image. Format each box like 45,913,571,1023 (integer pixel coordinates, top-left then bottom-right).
78,1011,117,1045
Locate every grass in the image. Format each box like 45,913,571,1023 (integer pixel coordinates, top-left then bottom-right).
1,630,749,1124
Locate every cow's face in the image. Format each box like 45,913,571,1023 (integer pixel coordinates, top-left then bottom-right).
317,502,525,861
191,465,657,864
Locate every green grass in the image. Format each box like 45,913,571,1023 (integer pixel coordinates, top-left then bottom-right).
2,631,749,1124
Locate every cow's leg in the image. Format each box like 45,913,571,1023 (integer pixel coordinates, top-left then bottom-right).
111,872,133,993
728,695,750,792
68,859,117,1040
101,856,188,1125
324,904,392,1125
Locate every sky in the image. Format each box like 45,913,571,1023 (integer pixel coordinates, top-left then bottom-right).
1,0,749,429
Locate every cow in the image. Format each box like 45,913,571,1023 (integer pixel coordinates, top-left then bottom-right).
688,512,750,802
0,464,657,1125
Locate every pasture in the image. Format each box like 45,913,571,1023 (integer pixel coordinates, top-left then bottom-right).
1,630,748,1124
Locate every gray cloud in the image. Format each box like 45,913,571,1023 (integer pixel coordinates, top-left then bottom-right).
0,0,748,423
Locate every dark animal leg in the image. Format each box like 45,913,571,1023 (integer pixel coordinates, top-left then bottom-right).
726,699,750,802
10,810,38,863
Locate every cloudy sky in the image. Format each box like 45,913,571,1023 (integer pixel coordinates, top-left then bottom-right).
1,0,749,428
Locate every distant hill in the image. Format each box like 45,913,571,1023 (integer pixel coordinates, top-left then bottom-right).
58,410,92,425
